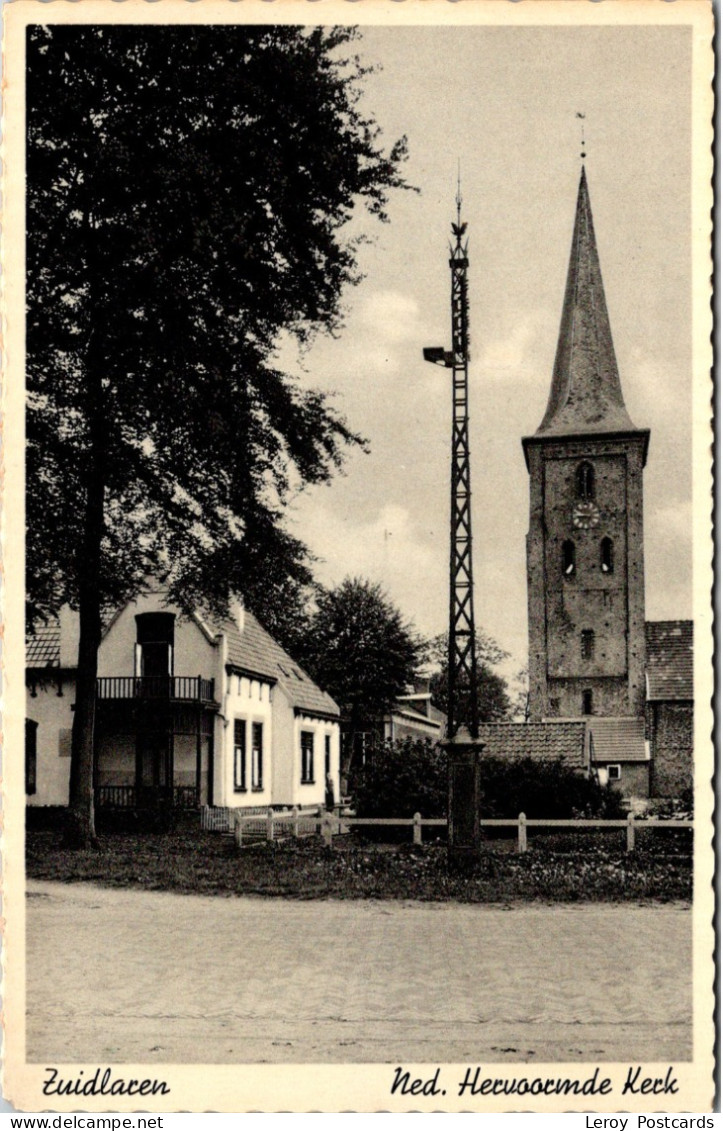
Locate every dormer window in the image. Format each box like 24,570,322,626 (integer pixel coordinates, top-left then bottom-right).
600,537,614,573
576,462,595,501
562,540,576,576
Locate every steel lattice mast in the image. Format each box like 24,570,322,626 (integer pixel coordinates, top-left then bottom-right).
424,185,479,740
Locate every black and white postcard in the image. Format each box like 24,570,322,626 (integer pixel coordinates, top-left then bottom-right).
2,0,715,1113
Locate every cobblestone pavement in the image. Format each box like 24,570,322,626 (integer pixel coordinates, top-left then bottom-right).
26,881,691,1064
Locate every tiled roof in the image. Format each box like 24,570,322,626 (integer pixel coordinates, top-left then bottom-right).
26,620,61,668
477,722,588,769
215,609,339,720
587,717,647,763
646,620,693,701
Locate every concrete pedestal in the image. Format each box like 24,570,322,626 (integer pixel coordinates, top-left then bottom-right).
443,727,484,870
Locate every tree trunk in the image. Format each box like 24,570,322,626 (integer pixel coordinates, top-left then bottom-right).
65,461,104,847
65,305,105,849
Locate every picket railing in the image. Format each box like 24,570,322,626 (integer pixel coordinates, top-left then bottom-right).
229,808,693,852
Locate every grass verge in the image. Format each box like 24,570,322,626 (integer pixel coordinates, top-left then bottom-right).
26,822,692,903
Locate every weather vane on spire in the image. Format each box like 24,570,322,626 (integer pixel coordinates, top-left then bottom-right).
576,111,586,161
455,160,462,227
452,161,467,248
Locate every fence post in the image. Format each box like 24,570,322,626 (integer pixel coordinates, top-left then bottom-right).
266,807,275,842
413,812,422,846
292,805,300,839
322,812,333,848
234,812,243,848
518,812,527,853
626,811,635,852
201,806,208,831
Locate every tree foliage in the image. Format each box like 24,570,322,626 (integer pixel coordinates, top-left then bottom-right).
424,630,512,729
299,578,421,746
27,24,409,623
26,25,410,843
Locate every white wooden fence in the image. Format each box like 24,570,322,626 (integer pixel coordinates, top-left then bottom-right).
225,807,693,853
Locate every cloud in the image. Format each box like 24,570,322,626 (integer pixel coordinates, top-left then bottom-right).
357,290,425,344
290,498,446,638
645,498,692,620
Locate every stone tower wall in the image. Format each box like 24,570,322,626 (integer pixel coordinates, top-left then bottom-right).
647,701,694,798
525,433,647,720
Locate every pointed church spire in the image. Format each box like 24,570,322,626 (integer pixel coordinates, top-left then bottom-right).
536,167,639,437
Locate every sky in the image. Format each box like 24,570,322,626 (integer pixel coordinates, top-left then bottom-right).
279,24,693,674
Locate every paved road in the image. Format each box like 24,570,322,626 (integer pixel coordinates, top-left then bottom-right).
26,881,691,1064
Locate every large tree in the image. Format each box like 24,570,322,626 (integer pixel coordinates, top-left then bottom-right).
26,25,409,844
299,578,421,776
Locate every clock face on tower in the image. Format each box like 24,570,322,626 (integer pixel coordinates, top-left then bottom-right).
572,501,601,530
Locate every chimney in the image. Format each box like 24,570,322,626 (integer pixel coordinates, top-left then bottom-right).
232,598,245,635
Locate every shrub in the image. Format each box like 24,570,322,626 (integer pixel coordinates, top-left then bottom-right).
478,756,627,820
641,791,694,820
351,738,447,819
351,740,626,821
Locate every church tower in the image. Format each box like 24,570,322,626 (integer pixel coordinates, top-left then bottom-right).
523,168,649,723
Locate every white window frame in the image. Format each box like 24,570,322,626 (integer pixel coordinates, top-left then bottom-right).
251,721,263,791
233,719,247,792
301,730,315,784
607,763,622,781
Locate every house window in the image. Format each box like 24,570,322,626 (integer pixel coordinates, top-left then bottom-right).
600,537,614,573
582,689,593,716
576,461,595,501
581,630,595,661
25,719,38,796
301,731,314,784
548,697,560,717
607,763,622,781
353,731,371,765
562,540,576,576
135,613,174,682
233,719,246,792
325,734,331,777
251,722,263,791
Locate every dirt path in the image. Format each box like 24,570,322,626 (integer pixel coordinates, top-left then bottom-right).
26,881,691,1064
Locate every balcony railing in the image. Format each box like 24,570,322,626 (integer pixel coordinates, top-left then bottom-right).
96,784,200,810
96,676,215,702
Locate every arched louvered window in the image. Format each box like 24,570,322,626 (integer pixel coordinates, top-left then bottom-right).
576,461,595,501
562,540,576,576
600,536,614,573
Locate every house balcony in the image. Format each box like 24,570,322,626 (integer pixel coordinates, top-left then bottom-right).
96,676,216,703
